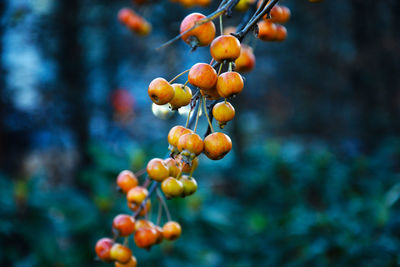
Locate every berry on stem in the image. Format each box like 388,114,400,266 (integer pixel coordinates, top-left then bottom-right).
177,133,204,159
179,175,198,197
148,78,175,105
275,24,287,41
169,84,192,110
112,214,135,237
128,199,151,216
162,221,182,241
110,244,132,264
181,156,199,173
115,256,137,267
258,21,277,41
168,126,193,154
180,13,216,48
116,170,138,193
127,186,148,205
212,101,235,128
161,177,184,198
146,158,169,182
235,44,256,73
134,219,155,232
164,158,181,177
95,238,114,262
188,63,218,91
134,227,158,249
204,132,232,160
216,71,244,98
210,35,241,62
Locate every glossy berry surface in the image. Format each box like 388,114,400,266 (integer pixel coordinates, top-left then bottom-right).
95,238,114,262
169,83,192,110
162,221,182,241
177,133,204,157
210,35,241,62
216,71,244,98
180,175,198,196
115,256,137,267
180,13,216,47
116,170,138,193
188,63,218,91
146,158,169,182
204,132,232,160
134,227,158,249
161,177,184,198
127,186,148,205
235,44,256,73
112,214,135,237
148,78,175,105
212,101,235,128
110,244,132,264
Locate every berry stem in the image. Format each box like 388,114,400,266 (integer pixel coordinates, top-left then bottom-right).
156,198,163,225
133,181,158,218
193,97,202,133
203,96,215,133
169,69,190,84
219,15,224,35
134,168,146,178
217,62,223,76
157,189,172,221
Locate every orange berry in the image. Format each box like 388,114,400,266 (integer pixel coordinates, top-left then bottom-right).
204,132,232,160
115,256,137,267
169,83,192,110
95,238,114,262
118,8,134,24
161,177,184,198
177,133,204,158
210,35,241,62
212,101,235,128
188,63,218,91
269,5,283,22
279,6,291,24
116,170,138,193
200,86,221,100
179,175,198,197
162,221,182,241
164,158,181,177
148,78,175,105
258,21,277,41
137,20,152,36
180,0,196,8
274,24,287,41
128,199,151,216
127,186,148,205
216,71,244,98
180,13,216,47
235,44,256,73
146,158,169,182
154,225,164,244
112,214,135,237
134,227,158,249
134,219,154,231
110,244,132,264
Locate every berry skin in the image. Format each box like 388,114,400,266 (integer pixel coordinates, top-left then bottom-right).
279,6,291,24
177,133,204,158
181,156,199,173
148,78,175,105
216,72,244,98
204,132,232,160
168,126,193,153
128,199,151,216
179,175,198,197
257,21,277,41
235,44,256,73
200,86,221,100
210,35,241,62
134,227,158,249
269,5,283,22
162,177,184,198
115,256,137,267
162,221,182,241
95,238,114,262
169,84,192,110
112,214,135,237
274,25,287,41
212,101,235,128
154,225,164,244
195,0,211,7
127,186,148,205
188,63,218,91
146,158,169,182
134,219,155,231
180,13,216,47
118,8,134,25
116,170,138,193
110,244,132,264
164,158,181,177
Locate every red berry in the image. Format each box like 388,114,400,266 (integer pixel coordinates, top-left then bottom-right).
112,214,135,237
180,13,216,47
116,170,138,193
258,21,277,41
216,71,244,98
188,63,218,91
134,227,158,249
204,132,232,160
210,35,241,62
95,238,114,262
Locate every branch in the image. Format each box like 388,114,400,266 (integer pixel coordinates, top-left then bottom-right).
133,181,158,218
204,100,218,137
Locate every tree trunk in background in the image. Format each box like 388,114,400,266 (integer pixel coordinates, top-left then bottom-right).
55,1,91,176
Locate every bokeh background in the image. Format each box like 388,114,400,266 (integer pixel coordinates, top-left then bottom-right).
1,0,400,266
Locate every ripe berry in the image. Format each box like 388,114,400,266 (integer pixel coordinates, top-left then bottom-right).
154,225,164,244
257,21,277,41
188,63,218,91
95,238,114,262
162,221,182,241
127,186,148,205
200,87,221,100
128,199,151,216
134,219,154,231
169,84,192,110
212,101,235,128
110,244,132,264
146,158,169,182
164,158,181,177
279,6,291,24
161,177,184,198
118,8,134,24
116,170,138,193
180,13,216,47
179,175,198,197
269,5,283,22
274,24,287,41
216,71,244,98
112,214,135,237
168,126,193,153
115,256,137,267
204,132,232,160
235,44,256,73
181,156,199,173
134,227,158,249
210,35,241,62
148,78,175,105
177,133,204,159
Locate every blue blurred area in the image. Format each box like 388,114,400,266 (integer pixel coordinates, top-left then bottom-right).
1,0,400,266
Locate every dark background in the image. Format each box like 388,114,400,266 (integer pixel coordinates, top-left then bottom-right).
1,0,400,266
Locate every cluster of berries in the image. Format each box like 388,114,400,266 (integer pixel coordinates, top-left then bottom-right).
118,8,151,36
257,3,291,42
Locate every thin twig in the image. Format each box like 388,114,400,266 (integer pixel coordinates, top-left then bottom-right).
133,181,158,218
157,189,172,221
169,69,190,84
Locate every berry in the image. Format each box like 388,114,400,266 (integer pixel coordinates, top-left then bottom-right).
168,126,193,153
212,101,235,128
216,71,244,98
128,199,151,216
188,63,218,91
269,5,283,22
279,6,291,24
274,24,287,41
135,219,154,231
200,87,221,100
112,214,135,237
257,21,277,41
154,225,164,244
181,156,199,173
95,238,114,262
134,227,158,249
162,221,182,241
110,244,132,264
127,186,148,205
204,132,232,160
148,78,175,105
234,44,256,73
118,8,134,24
179,175,198,197
180,13,216,47
210,35,241,62
164,158,181,177
146,158,169,182
161,177,184,198
115,256,137,267
116,170,138,193
177,133,204,158
169,84,192,110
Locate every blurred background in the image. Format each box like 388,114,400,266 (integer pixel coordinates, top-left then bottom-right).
1,0,400,266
